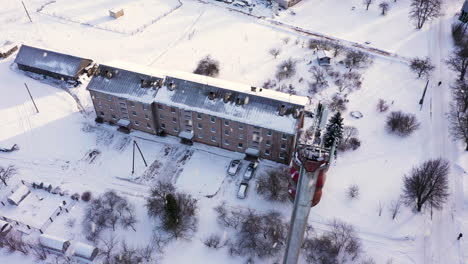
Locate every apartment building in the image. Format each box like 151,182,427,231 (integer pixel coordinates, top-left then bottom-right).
86,63,309,164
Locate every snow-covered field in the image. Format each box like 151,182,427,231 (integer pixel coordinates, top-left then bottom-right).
1,0,467,263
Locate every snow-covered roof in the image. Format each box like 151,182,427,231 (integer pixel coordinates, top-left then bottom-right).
179,131,194,140
157,75,305,134
317,50,331,59
39,234,70,252
245,147,260,157
168,71,308,106
117,119,130,127
7,185,30,206
87,62,163,104
73,242,99,260
14,45,92,78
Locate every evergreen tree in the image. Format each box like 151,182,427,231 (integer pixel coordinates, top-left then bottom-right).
164,193,180,231
323,112,344,148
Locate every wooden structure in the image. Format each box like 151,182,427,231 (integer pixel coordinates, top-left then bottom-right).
0,42,18,59
317,50,331,66
109,8,124,19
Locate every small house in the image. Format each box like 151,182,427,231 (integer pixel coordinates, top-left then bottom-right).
39,234,71,253
109,8,124,19
7,185,30,206
73,242,99,261
0,41,18,59
274,0,303,9
317,50,331,66
460,0,468,23
14,45,92,82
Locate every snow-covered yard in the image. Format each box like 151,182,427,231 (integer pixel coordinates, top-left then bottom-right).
0,0,467,263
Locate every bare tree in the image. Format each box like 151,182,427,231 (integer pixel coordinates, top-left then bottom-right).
193,56,220,77
409,57,435,78
256,168,290,202
451,22,468,47
269,48,281,59
338,126,361,151
409,0,442,29
378,201,384,216
386,111,420,137
204,234,223,249
377,98,390,112
99,234,119,263
401,158,450,212
451,81,468,113
146,181,198,240
347,184,360,199
448,102,468,151
389,198,402,219
343,50,372,72
379,2,390,15
0,165,17,187
363,0,374,10
276,59,296,80
329,94,348,112
308,39,333,50
310,65,329,92
446,47,468,81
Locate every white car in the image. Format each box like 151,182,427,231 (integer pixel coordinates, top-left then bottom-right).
233,0,247,7
237,182,248,199
243,162,256,180
228,159,241,176
0,220,12,235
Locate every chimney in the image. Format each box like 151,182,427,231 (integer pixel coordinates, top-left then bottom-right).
279,104,287,116
106,71,112,79
208,91,216,100
251,86,257,92
223,92,232,103
168,82,176,91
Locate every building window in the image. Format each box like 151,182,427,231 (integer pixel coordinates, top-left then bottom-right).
171,107,176,113
160,114,164,120
238,143,243,149
100,111,105,116
279,152,285,159
254,126,261,130
198,123,202,129
98,104,103,108
161,123,166,129
282,134,288,140
145,113,150,120
224,130,229,136
266,140,271,146
198,133,203,139
267,130,272,136
111,114,116,120
224,120,229,126
211,136,216,142
265,149,271,156
172,117,177,123
281,144,286,149
239,134,244,140
211,127,216,133
130,101,135,107
143,104,148,110
224,139,229,145
92,95,96,100
158,104,163,109
147,123,152,129
134,120,139,126
119,102,126,107
107,95,112,101
110,105,114,111
210,116,216,123
197,113,202,119
132,111,137,116
239,123,244,130
174,127,179,132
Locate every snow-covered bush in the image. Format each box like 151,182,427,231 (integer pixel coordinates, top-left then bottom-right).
343,50,373,72
256,168,290,202
409,57,434,79
328,94,348,113
308,39,333,50
204,234,222,249
385,111,420,137
262,79,277,90
269,48,281,59
0,164,17,187
146,181,198,240
81,191,92,202
376,99,390,112
276,59,296,80
193,56,220,77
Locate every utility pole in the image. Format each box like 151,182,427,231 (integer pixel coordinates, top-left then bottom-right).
21,1,32,23
131,140,148,174
24,83,39,113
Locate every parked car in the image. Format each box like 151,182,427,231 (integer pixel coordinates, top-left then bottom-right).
237,182,248,199
228,159,241,175
233,0,247,7
240,0,252,5
243,162,257,180
223,0,233,3
0,220,12,235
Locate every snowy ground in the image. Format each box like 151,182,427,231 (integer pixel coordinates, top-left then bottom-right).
1,0,467,263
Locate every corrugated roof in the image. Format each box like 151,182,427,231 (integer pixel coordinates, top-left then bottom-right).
156,76,304,134
86,63,163,103
14,45,92,78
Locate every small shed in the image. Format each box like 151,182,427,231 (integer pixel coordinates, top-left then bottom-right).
7,185,30,206
73,242,99,261
109,8,124,19
0,41,18,59
39,234,71,253
317,50,331,66
460,0,468,23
